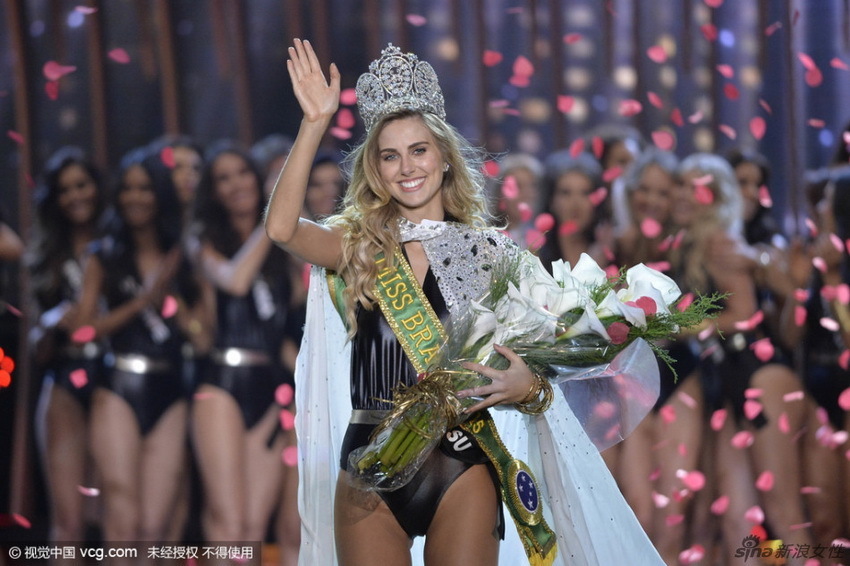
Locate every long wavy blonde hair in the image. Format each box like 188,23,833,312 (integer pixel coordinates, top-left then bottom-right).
325,109,494,335
670,152,743,293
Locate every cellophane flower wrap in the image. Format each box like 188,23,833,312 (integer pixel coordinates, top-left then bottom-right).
348,250,722,491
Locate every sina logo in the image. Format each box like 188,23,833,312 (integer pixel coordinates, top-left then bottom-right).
734,534,767,561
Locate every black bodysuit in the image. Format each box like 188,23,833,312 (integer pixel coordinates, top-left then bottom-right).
339,263,501,539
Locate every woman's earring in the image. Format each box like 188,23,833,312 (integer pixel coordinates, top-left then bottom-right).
443,163,450,172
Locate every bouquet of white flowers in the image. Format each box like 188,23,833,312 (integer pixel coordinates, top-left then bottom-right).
349,250,721,491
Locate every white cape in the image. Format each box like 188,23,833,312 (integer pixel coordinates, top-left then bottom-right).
295,266,664,565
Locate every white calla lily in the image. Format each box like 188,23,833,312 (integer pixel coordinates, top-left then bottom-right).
622,264,681,312
596,289,647,328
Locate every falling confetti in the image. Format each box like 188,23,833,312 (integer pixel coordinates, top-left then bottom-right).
716,64,734,78
749,116,766,140
70,369,88,389
482,50,503,67
339,88,357,106
563,33,582,44
677,469,706,491
276,383,294,406
744,505,765,525
43,61,77,81
568,138,585,158
831,57,850,71
646,45,668,64
750,338,774,362
556,95,575,114
734,310,764,331
108,48,131,64
758,185,772,207
710,495,730,515
534,213,555,232
282,445,298,467
7,130,24,144
694,183,714,205
160,146,175,168
77,486,100,497
701,24,718,41
501,175,519,199
161,295,178,318
744,399,764,420
711,408,727,431
640,217,662,239
279,409,295,431
71,325,96,343
731,430,754,449
336,108,355,129
588,187,608,207
405,14,427,26
558,220,579,236
651,129,675,151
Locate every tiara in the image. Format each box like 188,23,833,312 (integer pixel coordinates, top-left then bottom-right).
355,44,446,132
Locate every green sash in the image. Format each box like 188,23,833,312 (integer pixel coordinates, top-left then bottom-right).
367,248,558,566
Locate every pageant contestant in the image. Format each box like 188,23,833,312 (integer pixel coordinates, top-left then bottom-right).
265,39,664,566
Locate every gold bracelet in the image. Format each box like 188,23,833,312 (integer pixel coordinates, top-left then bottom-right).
515,375,554,415
519,376,540,404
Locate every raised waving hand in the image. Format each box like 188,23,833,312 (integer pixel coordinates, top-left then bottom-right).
287,38,340,123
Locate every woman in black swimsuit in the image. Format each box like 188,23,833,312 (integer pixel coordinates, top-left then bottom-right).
73,148,208,548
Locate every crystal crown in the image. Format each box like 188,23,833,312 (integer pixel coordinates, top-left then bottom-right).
355,44,446,132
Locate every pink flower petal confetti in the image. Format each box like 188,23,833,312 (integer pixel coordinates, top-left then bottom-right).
765,21,782,36
279,409,295,431
799,52,817,70
665,514,685,526
750,338,774,362
677,292,694,312
805,67,823,87
77,485,100,497
711,495,730,515
820,317,840,332
678,545,705,565
336,108,355,129
830,232,846,252
70,368,88,389
513,55,534,78
43,61,77,81
525,229,545,250
161,295,178,318
758,185,772,208
405,13,427,26
723,83,740,100
670,108,684,127
588,187,608,207
534,213,555,232
559,220,579,236
275,383,294,406
483,160,500,178
108,48,131,64
698,325,716,342
735,310,764,331
591,136,604,159
794,288,810,302
759,99,773,114
800,485,822,495
518,202,533,223
783,391,805,402
749,116,766,140
838,283,850,304
693,183,714,205
808,118,826,128
563,33,582,44
647,91,664,109
704,0,723,6
754,471,774,491
160,146,175,168
744,505,765,524
501,175,519,200
744,388,763,399
646,261,671,272
45,81,59,100
838,387,850,410
716,64,734,78
651,129,675,151
602,166,622,183
75,6,98,14
282,445,298,467
71,325,96,343
831,57,850,70
718,124,737,139
711,408,727,431
822,284,838,301
677,391,698,409
640,217,662,239
7,130,24,144
568,138,585,158
701,24,718,41
677,469,706,491
744,399,763,420
483,50,503,67
659,404,677,424
557,95,575,114
339,88,357,105
731,430,754,449
329,127,352,140
778,412,790,434
618,99,643,117
688,110,704,124
647,45,668,63
652,491,670,508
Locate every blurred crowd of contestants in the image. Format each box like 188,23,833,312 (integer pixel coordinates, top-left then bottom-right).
1,120,849,565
